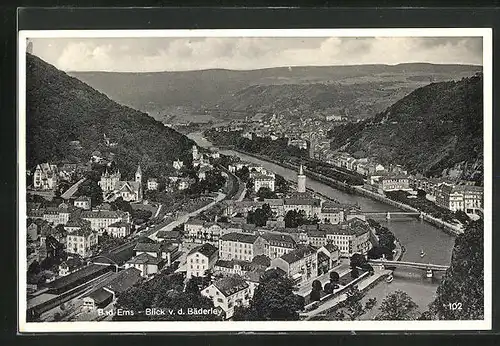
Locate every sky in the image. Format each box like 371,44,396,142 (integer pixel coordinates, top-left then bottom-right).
29,36,483,72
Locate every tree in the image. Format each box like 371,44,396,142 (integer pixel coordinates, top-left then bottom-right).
247,204,272,227
310,279,323,302
111,197,133,214
416,189,426,198
233,269,304,321
256,187,278,201
428,220,483,320
77,179,103,206
275,174,289,194
375,290,419,320
350,253,367,269
351,267,359,279
330,271,340,284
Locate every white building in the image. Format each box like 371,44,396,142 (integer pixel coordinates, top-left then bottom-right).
253,174,275,193
147,178,158,191
186,243,218,279
173,159,184,170
74,196,91,210
33,163,59,190
81,210,130,235
201,275,251,319
66,227,98,258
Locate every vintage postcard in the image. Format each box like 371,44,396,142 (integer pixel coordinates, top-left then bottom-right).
18,28,492,332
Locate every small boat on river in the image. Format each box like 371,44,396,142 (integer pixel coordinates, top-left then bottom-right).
386,274,394,283
420,249,426,258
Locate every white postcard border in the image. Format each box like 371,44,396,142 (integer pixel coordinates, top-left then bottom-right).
17,28,493,333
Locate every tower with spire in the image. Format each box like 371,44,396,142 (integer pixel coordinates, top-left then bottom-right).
135,165,142,183
297,164,306,193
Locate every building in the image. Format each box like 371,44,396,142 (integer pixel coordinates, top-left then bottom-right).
42,207,72,226
192,145,200,160
178,178,192,190
82,288,113,311
186,243,219,279
435,183,483,214
184,218,206,240
319,202,345,224
58,257,85,277
124,253,164,277
253,174,275,192
218,233,268,261
271,245,318,285
81,210,130,235
379,175,412,192
297,165,306,193
198,166,212,180
64,218,92,233
283,197,321,218
66,227,98,258
261,232,296,259
160,242,181,267
74,196,91,210
33,163,59,190
103,267,143,300
133,242,162,258
324,220,372,257
201,275,251,319
173,159,184,170
147,178,158,191
107,221,131,238
99,165,143,202
317,243,340,272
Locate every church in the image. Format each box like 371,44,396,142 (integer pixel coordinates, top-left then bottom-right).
99,165,143,202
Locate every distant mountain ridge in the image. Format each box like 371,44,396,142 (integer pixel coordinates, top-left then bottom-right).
26,53,194,178
328,73,483,179
69,63,482,120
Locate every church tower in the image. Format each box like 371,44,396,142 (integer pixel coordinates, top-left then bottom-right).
297,164,306,193
135,165,142,183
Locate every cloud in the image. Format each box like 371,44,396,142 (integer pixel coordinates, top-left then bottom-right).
31,36,483,72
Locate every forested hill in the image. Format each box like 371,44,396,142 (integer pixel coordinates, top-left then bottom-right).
328,73,483,179
26,53,194,178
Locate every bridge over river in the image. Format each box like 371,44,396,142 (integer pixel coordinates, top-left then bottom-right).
369,259,450,277
362,211,423,219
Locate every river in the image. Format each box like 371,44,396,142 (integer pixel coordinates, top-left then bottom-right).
188,131,455,314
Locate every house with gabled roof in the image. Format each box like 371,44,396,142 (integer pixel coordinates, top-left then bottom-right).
270,245,318,285
187,243,218,279
200,274,251,319
125,253,164,277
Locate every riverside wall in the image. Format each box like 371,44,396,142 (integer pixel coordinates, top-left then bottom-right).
229,148,462,236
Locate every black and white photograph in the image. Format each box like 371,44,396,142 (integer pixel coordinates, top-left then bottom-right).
18,29,492,332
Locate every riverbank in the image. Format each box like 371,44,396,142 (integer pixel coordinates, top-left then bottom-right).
225,147,461,237
355,186,463,236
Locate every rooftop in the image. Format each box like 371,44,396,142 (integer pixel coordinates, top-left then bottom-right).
134,242,161,253
284,198,321,206
220,232,259,244
261,232,296,247
213,275,249,297
105,267,142,294
126,253,163,266
280,245,317,264
188,243,218,258
86,287,113,305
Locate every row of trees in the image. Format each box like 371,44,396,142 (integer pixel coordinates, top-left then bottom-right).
366,219,397,260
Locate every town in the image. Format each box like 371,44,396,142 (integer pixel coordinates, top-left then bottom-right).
25,131,483,321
